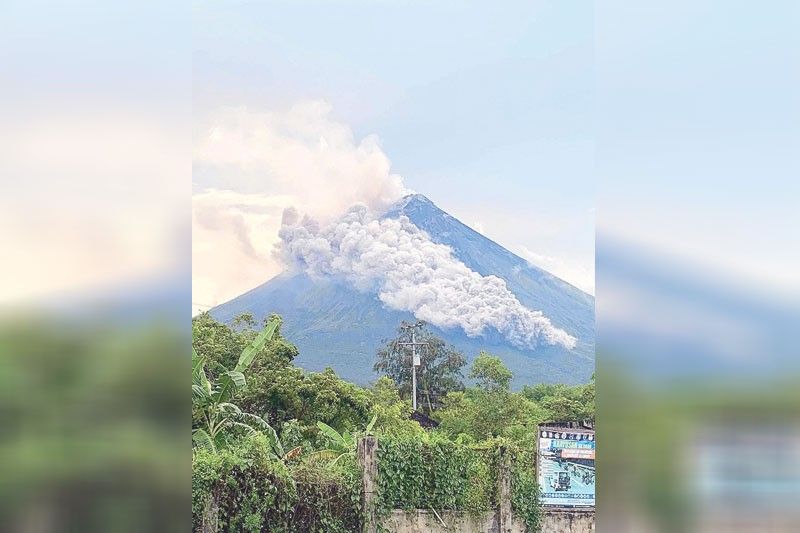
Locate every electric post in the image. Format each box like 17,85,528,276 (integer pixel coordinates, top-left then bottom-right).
398,321,426,412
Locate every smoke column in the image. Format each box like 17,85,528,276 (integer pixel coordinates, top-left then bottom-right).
278,204,576,350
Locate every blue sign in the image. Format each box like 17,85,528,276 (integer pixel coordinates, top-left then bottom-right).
538,429,595,508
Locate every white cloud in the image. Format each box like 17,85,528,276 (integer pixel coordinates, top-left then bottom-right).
192,189,289,312
194,100,409,218
192,100,409,309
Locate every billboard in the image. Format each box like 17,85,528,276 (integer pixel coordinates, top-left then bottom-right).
537,427,595,508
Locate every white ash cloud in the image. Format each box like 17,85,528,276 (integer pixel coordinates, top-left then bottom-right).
193,100,410,309
278,204,577,350
194,101,409,221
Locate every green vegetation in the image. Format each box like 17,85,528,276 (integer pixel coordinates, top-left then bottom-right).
314,414,377,466
470,351,514,391
377,434,497,514
374,321,467,413
191,312,594,532
192,315,282,453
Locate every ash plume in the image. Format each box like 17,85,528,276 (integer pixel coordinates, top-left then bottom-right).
278,204,577,350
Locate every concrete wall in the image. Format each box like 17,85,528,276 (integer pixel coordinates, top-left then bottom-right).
540,510,595,533
383,509,594,533
384,510,525,533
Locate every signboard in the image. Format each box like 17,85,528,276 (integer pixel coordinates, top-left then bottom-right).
537,427,595,508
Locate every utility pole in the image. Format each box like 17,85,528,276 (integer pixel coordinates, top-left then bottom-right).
398,321,426,412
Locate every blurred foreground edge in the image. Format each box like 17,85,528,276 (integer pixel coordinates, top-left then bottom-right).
597,236,800,533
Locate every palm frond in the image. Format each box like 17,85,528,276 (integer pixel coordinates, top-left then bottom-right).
264,423,285,458
316,421,345,446
236,411,268,429
217,402,243,415
228,421,260,436
192,348,212,395
365,413,378,434
214,370,246,402
192,429,216,453
235,316,281,372
342,431,354,447
239,414,284,457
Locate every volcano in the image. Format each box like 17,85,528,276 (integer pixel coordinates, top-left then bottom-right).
210,194,594,387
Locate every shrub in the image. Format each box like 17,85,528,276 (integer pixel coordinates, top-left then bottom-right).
192,435,360,532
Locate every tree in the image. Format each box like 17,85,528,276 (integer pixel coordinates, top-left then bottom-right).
192,316,285,454
438,352,547,442
241,366,373,433
437,388,548,442
374,321,466,413
368,377,425,437
193,312,377,448
520,375,595,422
192,311,298,382
469,351,513,391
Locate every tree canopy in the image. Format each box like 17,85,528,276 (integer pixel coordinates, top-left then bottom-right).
373,321,466,413
469,350,513,391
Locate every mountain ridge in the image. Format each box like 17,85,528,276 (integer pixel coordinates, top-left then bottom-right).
389,193,575,287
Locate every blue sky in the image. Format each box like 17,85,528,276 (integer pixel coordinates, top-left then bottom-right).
193,0,595,306
597,0,800,297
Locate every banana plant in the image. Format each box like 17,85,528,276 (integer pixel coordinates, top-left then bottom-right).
192,316,286,454
313,414,377,466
